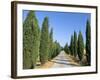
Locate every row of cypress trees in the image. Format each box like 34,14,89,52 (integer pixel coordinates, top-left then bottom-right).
23,11,90,69
64,20,91,66
23,11,61,69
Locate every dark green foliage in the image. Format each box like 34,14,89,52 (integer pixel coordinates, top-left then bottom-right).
70,35,74,55
74,31,77,57
23,11,40,69
40,17,49,64
48,28,53,60
31,14,40,68
52,42,57,58
86,20,91,65
61,47,64,50
55,42,61,56
51,41,61,58
77,31,84,61
64,43,70,54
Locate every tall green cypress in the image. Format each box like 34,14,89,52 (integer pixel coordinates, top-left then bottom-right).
40,17,49,65
74,31,77,57
31,13,40,68
51,42,56,58
56,42,61,55
86,20,91,65
48,28,53,60
64,43,70,54
52,41,61,58
70,35,74,55
77,31,84,61
23,11,40,69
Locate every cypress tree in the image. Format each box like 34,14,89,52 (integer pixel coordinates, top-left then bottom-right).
40,17,49,64
51,42,56,58
74,31,77,57
86,20,91,65
56,42,61,55
70,35,74,55
31,13,40,68
48,28,53,60
77,31,84,61
64,43,70,54
52,41,61,58
23,11,40,69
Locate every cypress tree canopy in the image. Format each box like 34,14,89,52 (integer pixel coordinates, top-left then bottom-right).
70,35,74,55
74,31,77,57
48,28,53,60
40,17,49,64
86,20,91,65
64,43,70,54
77,31,84,61
23,11,40,69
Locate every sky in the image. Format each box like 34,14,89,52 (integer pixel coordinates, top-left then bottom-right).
23,10,91,47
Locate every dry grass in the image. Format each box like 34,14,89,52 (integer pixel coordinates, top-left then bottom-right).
65,54,80,66
39,61,54,68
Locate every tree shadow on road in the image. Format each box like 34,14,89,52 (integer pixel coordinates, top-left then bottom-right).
51,60,79,66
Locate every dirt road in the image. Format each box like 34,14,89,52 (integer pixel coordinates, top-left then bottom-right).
51,51,80,68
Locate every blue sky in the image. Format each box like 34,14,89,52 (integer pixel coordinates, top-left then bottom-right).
23,10,91,47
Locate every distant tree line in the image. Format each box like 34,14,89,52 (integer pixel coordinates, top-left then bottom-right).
23,11,61,69
64,20,91,66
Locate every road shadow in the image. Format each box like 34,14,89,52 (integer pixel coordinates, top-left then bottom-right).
51,60,78,66
54,58,72,62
